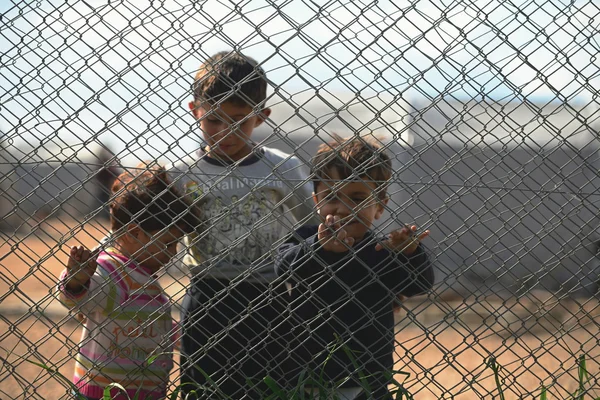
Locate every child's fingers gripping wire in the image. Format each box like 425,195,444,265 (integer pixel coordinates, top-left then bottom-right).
375,225,430,255
318,214,355,252
66,246,100,285
63,244,102,325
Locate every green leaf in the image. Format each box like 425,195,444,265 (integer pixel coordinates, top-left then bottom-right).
390,369,411,377
384,369,414,399
22,359,49,370
22,358,86,398
168,387,181,400
146,351,174,367
103,383,130,400
147,354,160,366
263,375,288,399
573,354,591,400
539,385,547,400
579,354,589,384
187,390,198,399
288,369,310,400
194,365,230,399
340,343,372,395
487,357,506,400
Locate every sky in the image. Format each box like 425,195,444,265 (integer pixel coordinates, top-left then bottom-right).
1,0,599,165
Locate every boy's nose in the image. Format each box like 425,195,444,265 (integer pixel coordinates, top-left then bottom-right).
335,202,352,217
214,126,231,138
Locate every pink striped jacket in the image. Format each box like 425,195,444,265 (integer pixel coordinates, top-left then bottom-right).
57,248,176,400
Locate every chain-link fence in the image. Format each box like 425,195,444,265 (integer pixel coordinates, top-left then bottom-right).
2,0,600,399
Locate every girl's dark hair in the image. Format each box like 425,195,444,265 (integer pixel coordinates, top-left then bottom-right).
110,162,201,234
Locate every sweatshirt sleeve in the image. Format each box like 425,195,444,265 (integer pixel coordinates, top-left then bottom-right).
274,226,324,277
280,156,319,226
275,233,307,279
378,244,435,297
56,254,129,316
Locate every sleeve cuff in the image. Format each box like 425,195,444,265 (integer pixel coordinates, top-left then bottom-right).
58,270,91,300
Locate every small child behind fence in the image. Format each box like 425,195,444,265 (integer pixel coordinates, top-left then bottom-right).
57,162,200,400
275,135,435,399
170,50,315,398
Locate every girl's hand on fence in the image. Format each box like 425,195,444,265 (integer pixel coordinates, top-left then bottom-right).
65,245,98,292
76,312,87,324
375,225,430,255
318,214,355,253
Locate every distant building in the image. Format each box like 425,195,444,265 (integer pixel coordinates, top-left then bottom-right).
1,95,599,298
403,99,600,298
0,143,109,232
0,131,13,228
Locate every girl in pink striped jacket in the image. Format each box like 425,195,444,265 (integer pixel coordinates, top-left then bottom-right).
58,163,201,400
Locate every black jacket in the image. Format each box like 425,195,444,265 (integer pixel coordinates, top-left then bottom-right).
274,225,434,390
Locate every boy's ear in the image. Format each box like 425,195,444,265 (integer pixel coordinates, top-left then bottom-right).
312,192,319,206
254,107,271,127
189,101,201,119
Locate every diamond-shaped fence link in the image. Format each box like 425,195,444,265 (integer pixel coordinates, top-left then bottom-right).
1,0,600,399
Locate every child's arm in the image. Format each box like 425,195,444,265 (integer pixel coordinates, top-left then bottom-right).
282,158,320,226
57,246,128,315
375,225,435,298
274,226,327,278
275,231,309,279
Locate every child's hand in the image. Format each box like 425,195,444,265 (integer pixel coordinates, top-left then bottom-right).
318,214,355,253
65,245,99,292
375,225,430,255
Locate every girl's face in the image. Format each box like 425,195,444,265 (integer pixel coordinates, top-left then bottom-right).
120,226,183,272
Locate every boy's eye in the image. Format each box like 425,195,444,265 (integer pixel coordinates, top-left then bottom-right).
322,193,336,201
205,117,247,126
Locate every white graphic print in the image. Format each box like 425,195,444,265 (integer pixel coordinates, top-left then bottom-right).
184,181,280,266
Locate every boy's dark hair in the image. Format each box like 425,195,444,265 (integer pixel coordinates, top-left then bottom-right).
311,134,392,199
110,162,201,234
192,51,267,108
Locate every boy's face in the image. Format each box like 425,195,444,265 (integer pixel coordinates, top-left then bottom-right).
126,226,184,272
313,168,388,242
189,100,271,161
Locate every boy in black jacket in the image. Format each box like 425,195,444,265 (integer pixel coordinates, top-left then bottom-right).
275,134,434,399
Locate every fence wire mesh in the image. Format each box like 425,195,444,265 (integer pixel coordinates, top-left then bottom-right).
2,0,600,399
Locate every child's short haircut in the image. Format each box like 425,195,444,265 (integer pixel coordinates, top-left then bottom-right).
311,134,392,199
192,51,267,108
110,162,200,233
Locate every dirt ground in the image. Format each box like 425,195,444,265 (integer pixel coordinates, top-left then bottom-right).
1,217,600,399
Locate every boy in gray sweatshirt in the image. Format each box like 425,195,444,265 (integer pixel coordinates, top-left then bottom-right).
169,50,314,399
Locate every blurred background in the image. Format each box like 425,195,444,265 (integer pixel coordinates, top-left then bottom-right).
1,1,600,399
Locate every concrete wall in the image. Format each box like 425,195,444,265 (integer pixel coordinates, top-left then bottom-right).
399,100,600,298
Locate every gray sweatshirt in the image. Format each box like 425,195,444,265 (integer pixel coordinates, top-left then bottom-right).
168,146,315,282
